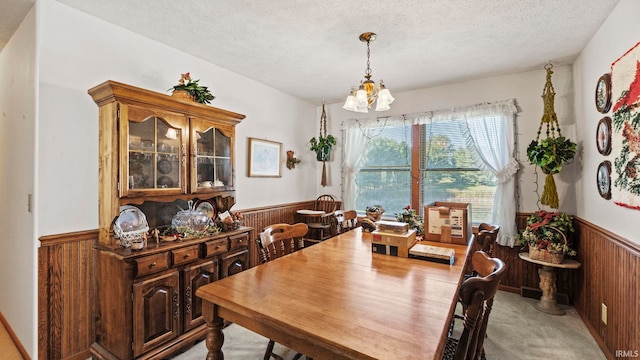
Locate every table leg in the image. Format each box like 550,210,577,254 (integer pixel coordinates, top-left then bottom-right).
534,265,565,315
202,301,225,360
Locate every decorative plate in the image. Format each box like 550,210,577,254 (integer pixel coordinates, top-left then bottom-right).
196,200,217,219
158,159,172,174
597,161,612,200
595,73,612,113
596,116,612,155
157,176,174,188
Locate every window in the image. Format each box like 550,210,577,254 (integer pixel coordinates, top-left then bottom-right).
354,125,412,213
421,121,496,223
353,122,496,223
343,99,518,245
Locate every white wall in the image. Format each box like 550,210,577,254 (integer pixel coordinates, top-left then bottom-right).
0,4,37,357
573,0,640,245
37,0,319,236
324,65,577,215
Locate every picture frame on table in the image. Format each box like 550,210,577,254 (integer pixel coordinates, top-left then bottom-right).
248,137,282,177
596,116,612,155
597,161,612,200
595,73,612,113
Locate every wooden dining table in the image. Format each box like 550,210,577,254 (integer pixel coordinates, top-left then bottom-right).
196,227,473,360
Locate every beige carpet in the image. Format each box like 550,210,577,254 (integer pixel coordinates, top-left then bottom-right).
0,317,25,360
173,290,605,360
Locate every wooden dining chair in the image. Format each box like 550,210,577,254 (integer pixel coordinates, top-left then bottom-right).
297,194,337,241
444,251,506,360
256,223,309,360
476,223,500,256
335,209,358,234
463,223,500,278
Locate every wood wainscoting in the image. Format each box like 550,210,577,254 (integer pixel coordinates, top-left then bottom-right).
237,200,318,267
38,230,96,360
489,214,639,359
572,217,639,359
37,208,636,359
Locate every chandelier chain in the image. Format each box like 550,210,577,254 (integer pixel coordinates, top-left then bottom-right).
365,40,372,78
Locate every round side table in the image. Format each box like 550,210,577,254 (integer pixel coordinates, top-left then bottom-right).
518,252,581,315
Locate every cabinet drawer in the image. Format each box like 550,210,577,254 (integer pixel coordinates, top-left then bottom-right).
202,239,229,258
135,252,171,278
229,233,249,251
221,250,248,278
172,245,200,267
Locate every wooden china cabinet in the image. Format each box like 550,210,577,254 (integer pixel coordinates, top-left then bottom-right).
88,81,252,359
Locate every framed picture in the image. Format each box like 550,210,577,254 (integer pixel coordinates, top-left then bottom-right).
248,138,282,177
596,116,612,155
595,73,612,113
597,161,612,200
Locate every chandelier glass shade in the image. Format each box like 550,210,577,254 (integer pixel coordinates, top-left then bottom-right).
343,32,394,113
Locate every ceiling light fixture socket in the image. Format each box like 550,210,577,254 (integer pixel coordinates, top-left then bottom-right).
359,32,377,43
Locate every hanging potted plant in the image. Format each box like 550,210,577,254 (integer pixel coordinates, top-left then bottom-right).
526,136,577,175
310,101,336,187
309,101,336,161
309,134,337,161
527,63,577,209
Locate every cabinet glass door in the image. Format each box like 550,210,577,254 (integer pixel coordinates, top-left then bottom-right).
191,119,234,193
122,107,187,197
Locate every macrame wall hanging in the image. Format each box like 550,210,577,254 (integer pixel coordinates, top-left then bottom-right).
526,63,576,209
309,101,336,187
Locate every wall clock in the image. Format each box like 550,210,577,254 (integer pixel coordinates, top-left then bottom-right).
595,73,612,113
596,116,612,155
597,160,612,200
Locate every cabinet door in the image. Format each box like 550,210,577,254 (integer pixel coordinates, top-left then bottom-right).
183,259,219,332
190,118,235,193
132,271,181,357
121,105,188,197
221,250,248,278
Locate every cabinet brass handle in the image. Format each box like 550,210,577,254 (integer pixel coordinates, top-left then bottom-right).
184,254,190,259
149,262,157,268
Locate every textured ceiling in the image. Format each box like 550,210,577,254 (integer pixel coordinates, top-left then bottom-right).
2,0,621,105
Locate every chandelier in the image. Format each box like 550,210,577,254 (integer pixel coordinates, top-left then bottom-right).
343,32,394,113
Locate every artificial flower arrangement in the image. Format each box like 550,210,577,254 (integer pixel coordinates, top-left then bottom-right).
517,210,576,262
396,205,424,235
169,72,215,104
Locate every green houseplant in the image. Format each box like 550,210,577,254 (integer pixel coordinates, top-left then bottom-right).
526,136,577,175
517,210,576,263
309,134,337,161
168,72,215,104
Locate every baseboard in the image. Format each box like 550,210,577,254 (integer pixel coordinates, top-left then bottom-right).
520,286,570,305
0,311,31,359
498,284,520,293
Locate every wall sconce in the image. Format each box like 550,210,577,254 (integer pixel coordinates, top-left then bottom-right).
286,150,301,169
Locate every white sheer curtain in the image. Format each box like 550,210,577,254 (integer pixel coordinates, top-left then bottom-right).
408,99,518,246
458,100,519,247
343,99,519,246
341,116,412,209
341,122,369,210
